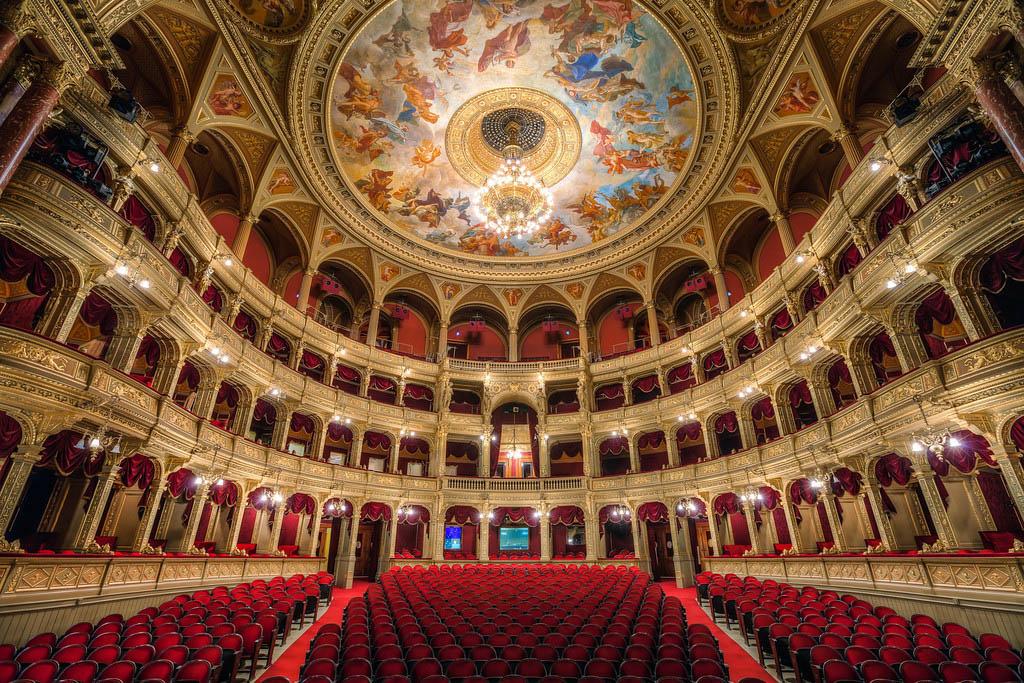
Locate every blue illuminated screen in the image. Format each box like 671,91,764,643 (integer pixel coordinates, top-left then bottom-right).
499,527,529,551
444,526,462,550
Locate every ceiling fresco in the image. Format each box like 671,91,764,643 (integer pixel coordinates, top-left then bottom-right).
328,0,698,258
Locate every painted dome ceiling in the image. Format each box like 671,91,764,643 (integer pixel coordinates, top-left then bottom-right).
328,0,699,258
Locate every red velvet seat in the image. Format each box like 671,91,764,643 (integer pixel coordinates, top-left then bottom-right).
96,660,136,683
58,660,98,683
136,659,174,683
979,662,1020,683
860,659,898,682
938,661,978,683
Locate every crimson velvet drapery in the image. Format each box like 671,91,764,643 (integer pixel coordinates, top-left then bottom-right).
547,389,580,414
915,289,966,359
789,381,817,428
333,364,361,393
594,383,625,410
714,411,742,455
265,332,291,363
803,281,828,313
0,235,55,331
166,468,200,500
676,423,705,465
298,350,326,382
39,430,101,477
827,359,857,408
119,195,157,242
980,237,1024,293
209,481,239,507
836,242,863,278
232,311,258,342
0,410,22,458
117,453,154,490
201,284,223,313
925,430,996,476
713,493,749,548
599,436,630,476
736,330,761,361
403,384,434,410
770,307,794,340
869,332,901,386
631,375,660,401
361,502,392,522
875,194,912,241
751,397,779,444
488,507,540,558
667,363,696,393
702,349,728,380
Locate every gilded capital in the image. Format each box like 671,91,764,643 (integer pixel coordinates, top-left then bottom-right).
37,60,80,94
0,0,34,37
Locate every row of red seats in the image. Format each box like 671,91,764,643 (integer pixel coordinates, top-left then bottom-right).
295,565,733,682
0,572,333,683
697,571,1022,683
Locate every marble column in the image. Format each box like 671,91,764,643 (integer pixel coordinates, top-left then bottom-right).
1002,56,1024,106
172,484,211,553
0,60,78,195
429,513,444,560
992,446,1024,520
711,267,730,311
164,126,193,169
833,123,864,169
219,498,247,554
478,429,491,477
72,465,121,551
538,436,550,478
743,501,763,554
231,213,257,259
0,446,42,543
667,515,692,587
348,430,364,468
645,304,661,346
479,511,490,561
0,1,31,72
437,321,449,358
665,428,680,468
0,55,34,128
627,436,639,473
772,211,796,254
967,57,1024,174
820,492,848,551
539,511,551,561
914,472,959,549
366,302,383,348
337,516,359,587
576,320,590,358
862,483,899,550
580,426,594,477
130,471,169,552
584,514,599,562
296,268,315,315
508,327,518,361
298,513,318,556
390,437,401,474
258,504,286,554
707,512,723,556
780,500,808,554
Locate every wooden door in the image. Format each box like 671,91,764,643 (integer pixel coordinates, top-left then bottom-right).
354,521,382,579
694,519,711,572
646,522,673,580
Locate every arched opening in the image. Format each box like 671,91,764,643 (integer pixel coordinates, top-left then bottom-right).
549,440,583,477
200,282,224,313
518,305,579,361
712,412,742,455
769,306,795,341
916,289,969,359
980,236,1024,329
835,241,864,280
638,502,672,580
443,506,480,561
204,479,241,553
394,504,429,559
751,397,780,445
360,432,392,472
630,374,661,404
548,506,586,560
874,453,933,551
151,467,206,553
312,260,372,334
332,363,361,395
444,440,479,477
285,412,317,457
788,380,818,429
598,436,630,476
488,507,540,560
232,308,259,344
279,493,318,556
128,335,160,387
91,453,158,552
655,258,714,336
675,498,709,577
449,388,481,414
448,306,509,361
298,349,327,383
702,348,729,381
397,437,430,477
355,503,391,580
829,467,872,552
0,235,55,332
789,478,835,553
210,381,242,432
637,431,668,472
722,209,783,287
67,291,118,360
827,358,858,410
367,375,397,404
265,329,292,364
323,421,352,465
676,423,706,466
869,331,903,386
598,505,635,560
712,493,750,557
736,327,762,363
594,382,625,411
547,388,580,414
875,194,913,242
489,403,539,478
667,362,696,394
752,487,789,555
321,497,353,575
402,383,434,411
249,398,278,446
587,290,645,359
802,278,828,314
380,293,439,359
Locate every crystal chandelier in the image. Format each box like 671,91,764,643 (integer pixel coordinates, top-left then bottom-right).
475,121,553,240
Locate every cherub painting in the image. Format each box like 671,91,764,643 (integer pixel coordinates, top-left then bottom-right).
208,75,252,118
774,72,820,117
330,0,698,256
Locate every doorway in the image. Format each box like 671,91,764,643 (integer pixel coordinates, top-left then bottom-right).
354,519,384,580
645,521,673,581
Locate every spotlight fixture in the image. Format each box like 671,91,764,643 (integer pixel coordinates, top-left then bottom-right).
738,486,764,504
908,396,957,460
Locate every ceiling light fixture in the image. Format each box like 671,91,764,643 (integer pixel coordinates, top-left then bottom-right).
475,120,553,240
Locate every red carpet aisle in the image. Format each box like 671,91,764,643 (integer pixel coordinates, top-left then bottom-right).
660,581,774,682
257,581,370,682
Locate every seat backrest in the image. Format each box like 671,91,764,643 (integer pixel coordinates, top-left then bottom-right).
137,659,175,682
20,659,60,683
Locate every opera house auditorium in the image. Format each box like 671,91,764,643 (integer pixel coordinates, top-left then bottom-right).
1,0,1024,680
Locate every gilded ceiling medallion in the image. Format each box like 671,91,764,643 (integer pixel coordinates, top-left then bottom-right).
445,88,580,188
221,0,312,40
713,0,807,40
328,0,698,258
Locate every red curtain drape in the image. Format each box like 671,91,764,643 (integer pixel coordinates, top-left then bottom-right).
837,242,863,277
363,432,391,450
831,467,863,496
770,307,793,340
397,505,430,525
789,381,813,408
875,453,913,487
78,292,118,335
334,364,360,383
703,349,727,371
299,351,326,380
789,478,818,506
322,497,352,518
400,438,430,456
915,289,960,359
1011,416,1024,453
875,194,912,241
216,383,239,408
166,468,199,500
595,384,624,400
803,282,827,312
361,502,392,522
0,411,22,458
326,422,352,443
169,248,190,277
251,399,276,426
737,330,761,356
201,285,223,313
0,235,55,294
232,311,257,341
667,363,695,393
632,375,659,394
548,505,584,526
927,430,996,475
39,430,101,476
977,471,1023,534
369,376,396,392
209,481,239,506
637,432,665,450
713,493,741,517
489,506,539,527
637,502,668,523
753,486,782,511
117,453,154,490
445,506,479,525
676,498,707,519
119,195,156,241
266,332,291,362
714,412,738,434
599,437,628,457
751,397,774,421
289,413,315,434
980,236,1024,293
403,384,433,401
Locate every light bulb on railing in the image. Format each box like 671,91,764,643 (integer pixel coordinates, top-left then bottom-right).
215,478,224,486
911,440,925,452
223,257,233,267
272,492,283,503
89,436,102,449
947,435,960,448
886,278,899,289
148,160,161,174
